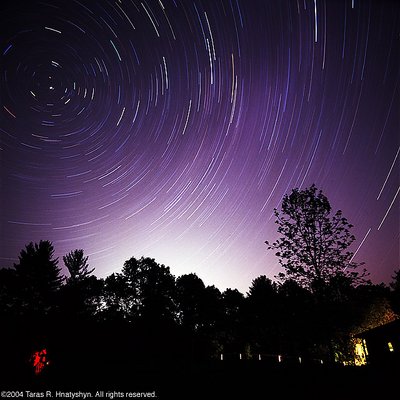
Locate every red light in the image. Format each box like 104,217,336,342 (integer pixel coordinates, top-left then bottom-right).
30,348,49,375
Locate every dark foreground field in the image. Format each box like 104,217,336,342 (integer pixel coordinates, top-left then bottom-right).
2,357,396,400
1,320,397,399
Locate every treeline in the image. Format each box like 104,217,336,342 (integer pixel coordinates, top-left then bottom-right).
1,239,399,376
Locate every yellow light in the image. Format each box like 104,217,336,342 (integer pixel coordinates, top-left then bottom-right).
354,338,367,366
363,339,369,356
388,342,394,352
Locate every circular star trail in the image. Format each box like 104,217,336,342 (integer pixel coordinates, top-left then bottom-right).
1,0,399,292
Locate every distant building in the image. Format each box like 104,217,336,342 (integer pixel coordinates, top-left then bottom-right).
354,319,400,366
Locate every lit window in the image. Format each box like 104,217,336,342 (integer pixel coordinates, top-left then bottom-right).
388,342,394,352
354,340,367,366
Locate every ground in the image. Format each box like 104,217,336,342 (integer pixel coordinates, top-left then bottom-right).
2,358,396,400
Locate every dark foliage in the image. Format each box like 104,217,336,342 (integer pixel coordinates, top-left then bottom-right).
11,240,64,316
0,232,397,390
63,249,94,283
389,269,400,315
265,184,369,296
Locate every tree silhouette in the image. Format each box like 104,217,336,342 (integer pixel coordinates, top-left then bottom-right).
61,249,101,319
245,276,280,355
198,285,224,331
175,273,206,331
63,249,94,284
276,279,315,357
264,186,378,361
120,256,176,322
221,288,245,355
266,184,368,298
101,272,131,321
222,288,244,324
247,275,278,300
196,284,224,358
1,238,398,393
12,240,64,316
389,269,400,315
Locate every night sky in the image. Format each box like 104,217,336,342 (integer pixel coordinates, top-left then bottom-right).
1,0,399,293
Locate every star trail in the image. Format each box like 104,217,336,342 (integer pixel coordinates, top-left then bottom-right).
1,0,399,293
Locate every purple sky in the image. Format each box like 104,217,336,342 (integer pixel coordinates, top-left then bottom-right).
1,0,399,293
